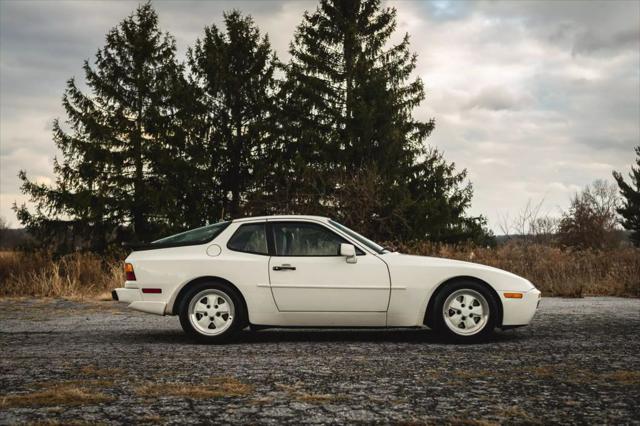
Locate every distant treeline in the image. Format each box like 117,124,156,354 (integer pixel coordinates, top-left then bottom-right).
14,0,493,253
0,229,32,250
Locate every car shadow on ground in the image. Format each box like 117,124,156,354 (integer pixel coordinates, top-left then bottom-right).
111,327,525,346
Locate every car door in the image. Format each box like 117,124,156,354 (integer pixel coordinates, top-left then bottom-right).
267,221,390,312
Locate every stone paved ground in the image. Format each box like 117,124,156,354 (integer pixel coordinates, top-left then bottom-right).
0,297,639,425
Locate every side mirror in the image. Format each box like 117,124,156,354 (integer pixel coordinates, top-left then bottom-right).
340,243,357,264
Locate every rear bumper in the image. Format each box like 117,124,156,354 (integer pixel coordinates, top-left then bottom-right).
112,287,166,316
501,288,541,326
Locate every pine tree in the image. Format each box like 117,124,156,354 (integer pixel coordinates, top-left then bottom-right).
14,2,185,250
613,146,640,246
275,0,489,242
150,66,211,231
188,11,278,219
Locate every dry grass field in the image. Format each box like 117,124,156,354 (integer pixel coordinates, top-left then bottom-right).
0,251,122,299
0,243,638,298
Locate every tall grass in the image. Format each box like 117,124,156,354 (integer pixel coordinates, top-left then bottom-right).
0,251,122,298
0,243,638,298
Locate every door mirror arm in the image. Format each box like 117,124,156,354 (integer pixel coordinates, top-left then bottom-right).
340,243,357,264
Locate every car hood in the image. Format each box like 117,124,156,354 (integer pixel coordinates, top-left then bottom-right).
381,252,535,291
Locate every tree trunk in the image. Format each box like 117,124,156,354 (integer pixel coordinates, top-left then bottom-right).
229,116,243,217
132,86,145,240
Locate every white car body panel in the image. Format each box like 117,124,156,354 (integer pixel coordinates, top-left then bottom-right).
115,215,540,329
268,254,390,312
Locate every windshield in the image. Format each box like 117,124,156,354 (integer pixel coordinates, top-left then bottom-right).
328,220,387,254
152,221,231,246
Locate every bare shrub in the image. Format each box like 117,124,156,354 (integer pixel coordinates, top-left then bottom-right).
498,198,560,245
558,180,621,249
333,167,388,239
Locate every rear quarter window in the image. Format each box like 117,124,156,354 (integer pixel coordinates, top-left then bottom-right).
227,223,269,255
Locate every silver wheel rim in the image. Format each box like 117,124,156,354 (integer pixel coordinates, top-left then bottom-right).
443,289,490,336
188,289,235,336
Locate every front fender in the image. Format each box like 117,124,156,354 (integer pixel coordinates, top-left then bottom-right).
384,254,535,327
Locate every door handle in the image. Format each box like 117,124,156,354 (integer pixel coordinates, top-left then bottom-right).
273,264,296,271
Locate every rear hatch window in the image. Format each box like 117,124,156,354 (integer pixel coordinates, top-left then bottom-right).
126,221,231,251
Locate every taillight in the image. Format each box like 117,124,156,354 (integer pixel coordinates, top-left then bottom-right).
124,263,136,281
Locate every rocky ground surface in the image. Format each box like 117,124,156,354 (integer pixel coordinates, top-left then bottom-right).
0,297,639,425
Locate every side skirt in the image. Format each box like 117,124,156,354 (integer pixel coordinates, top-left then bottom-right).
248,324,428,331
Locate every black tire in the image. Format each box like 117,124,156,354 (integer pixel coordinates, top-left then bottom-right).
431,280,499,343
178,281,245,344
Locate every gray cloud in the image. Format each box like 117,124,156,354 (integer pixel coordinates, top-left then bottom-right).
573,28,640,56
1,0,639,232
465,87,533,111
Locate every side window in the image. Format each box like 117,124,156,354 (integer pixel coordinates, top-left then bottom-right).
271,222,363,256
227,223,268,255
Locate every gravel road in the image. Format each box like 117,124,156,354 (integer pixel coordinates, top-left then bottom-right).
0,297,639,425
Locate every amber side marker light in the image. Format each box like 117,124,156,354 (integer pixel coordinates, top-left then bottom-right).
504,292,524,299
124,263,136,281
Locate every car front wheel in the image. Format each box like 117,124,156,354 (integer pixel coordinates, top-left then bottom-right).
179,282,243,343
432,281,499,342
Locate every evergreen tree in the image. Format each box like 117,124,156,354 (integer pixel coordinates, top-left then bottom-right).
150,66,211,231
274,0,489,242
613,146,640,246
188,11,278,219
14,2,185,250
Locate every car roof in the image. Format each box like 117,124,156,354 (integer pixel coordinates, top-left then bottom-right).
232,215,330,223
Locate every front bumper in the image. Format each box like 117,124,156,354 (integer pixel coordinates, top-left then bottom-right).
501,288,541,326
112,287,166,315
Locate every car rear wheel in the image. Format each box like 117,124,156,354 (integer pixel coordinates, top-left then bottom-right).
432,281,499,342
179,282,244,343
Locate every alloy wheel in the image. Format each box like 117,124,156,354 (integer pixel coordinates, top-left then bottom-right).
442,289,490,336
188,289,235,336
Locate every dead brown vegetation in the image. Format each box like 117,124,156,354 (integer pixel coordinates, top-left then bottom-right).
0,251,121,298
134,377,253,399
79,365,125,377
0,383,113,409
1,241,638,299
275,382,348,404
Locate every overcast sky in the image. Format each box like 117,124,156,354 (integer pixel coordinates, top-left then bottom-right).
1,0,639,232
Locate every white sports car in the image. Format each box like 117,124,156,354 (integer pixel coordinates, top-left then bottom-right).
113,215,540,343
